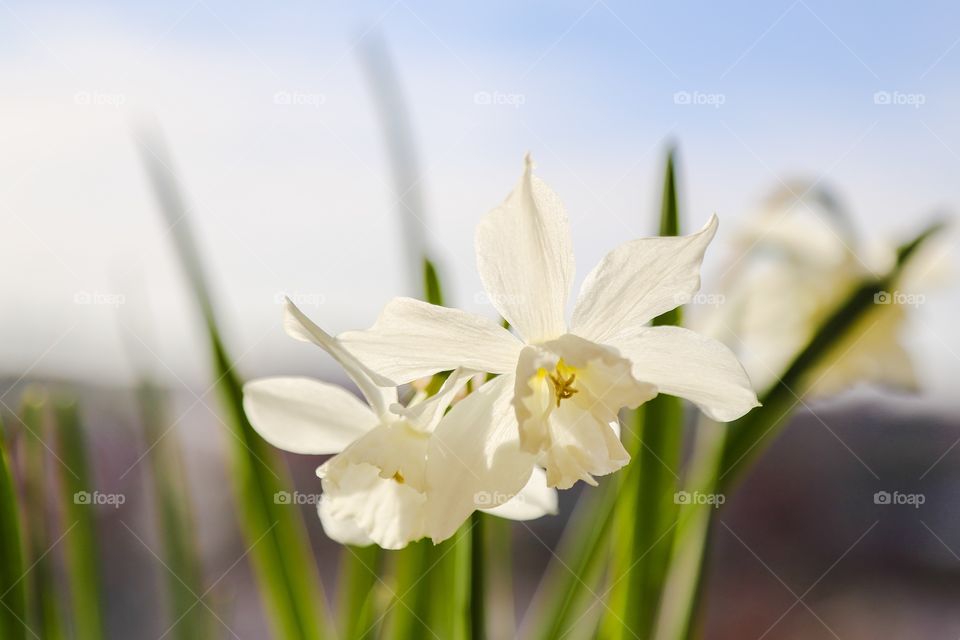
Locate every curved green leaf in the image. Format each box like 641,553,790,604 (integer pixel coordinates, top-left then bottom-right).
0,416,27,640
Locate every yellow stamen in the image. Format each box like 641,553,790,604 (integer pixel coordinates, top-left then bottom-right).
392,471,405,484
548,364,579,407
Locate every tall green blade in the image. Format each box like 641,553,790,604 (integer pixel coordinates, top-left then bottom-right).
20,393,65,640
53,399,105,640
529,475,620,640
359,33,474,638
657,147,681,241
618,148,685,638
485,516,515,640
385,251,474,640
411,520,471,640
385,540,433,639
136,381,213,639
0,416,27,640
137,128,331,640
337,545,382,639
652,418,726,640
596,470,636,638
358,32,429,297
468,511,486,639
536,149,687,640
424,258,445,307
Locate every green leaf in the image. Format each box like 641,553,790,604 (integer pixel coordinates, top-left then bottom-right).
424,258,445,307
424,523,472,640
137,128,331,640
136,382,213,639
650,418,726,640
536,148,689,640
53,399,106,640
658,146,680,236
358,33,431,298
530,476,620,640
20,393,66,640
621,395,683,637
385,540,433,639
468,511,486,639
484,515,515,639
362,32,474,635
337,545,382,639
617,147,685,638
389,257,480,640
0,416,28,640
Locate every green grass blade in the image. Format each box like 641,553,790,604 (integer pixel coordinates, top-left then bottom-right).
383,258,450,638
536,149,687,639
386,257,476,640
617,148,684,638
385,521,477,640
652,418,726,640
622,396,683,637
338,545,382,639
19,393,66,640
595,482,635,638
358,33,430,296
385,540,433,639
425,527,469,640
469,512,486,639
137,127,331,640
0,416,28,640
658,147,680,239
53,399,106,640
530,477,619,640
360,34,469,638
136,382,213,639
719,220,946,487
424,258,445,307
485,516,515,639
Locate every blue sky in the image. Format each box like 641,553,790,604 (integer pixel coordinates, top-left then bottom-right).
1,0,957,396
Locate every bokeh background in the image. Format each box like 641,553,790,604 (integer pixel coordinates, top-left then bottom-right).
2,1,959,638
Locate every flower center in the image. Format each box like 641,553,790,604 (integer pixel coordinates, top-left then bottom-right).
547,360,579,407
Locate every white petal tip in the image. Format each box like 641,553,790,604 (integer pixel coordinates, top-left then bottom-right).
703,213,719,233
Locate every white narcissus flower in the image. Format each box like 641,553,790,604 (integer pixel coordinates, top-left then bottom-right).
701,182,934,397
340,156,759,493
242,299,558,549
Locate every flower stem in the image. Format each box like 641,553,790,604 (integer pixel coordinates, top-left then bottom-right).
0,417,27,640
470,511,486,639
652,418,726,640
